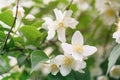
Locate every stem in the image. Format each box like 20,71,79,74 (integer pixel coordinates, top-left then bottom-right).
64,0,73,10
2,0,19,51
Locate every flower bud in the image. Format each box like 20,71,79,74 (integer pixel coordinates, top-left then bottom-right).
25,14,35,21
110,65,120,79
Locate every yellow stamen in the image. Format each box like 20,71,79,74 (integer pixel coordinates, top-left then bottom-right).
58,22,65,28
63,56,73,66
51,64,58,72
105,8,115,16
73,44,83,53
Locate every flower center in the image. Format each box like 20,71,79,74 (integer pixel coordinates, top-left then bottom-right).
111,67,120,76
51,64,58,72
105,8,115,16
63,57,73,66
73,44,83,53
58,22,64,28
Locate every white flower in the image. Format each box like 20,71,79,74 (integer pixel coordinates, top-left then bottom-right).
0,0,15,11
95,0,118,25
61,31,97,60
25,14,35,21
113,19,120,43
40,61,59,75
42,8,78,42
73,0,89,11
110,65,120,79
53,55,86,76
40,63,51,75
44,47,53,56
12,6,25,19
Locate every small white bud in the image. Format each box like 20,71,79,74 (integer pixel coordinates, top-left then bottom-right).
25,14,35,21
110,65,120,79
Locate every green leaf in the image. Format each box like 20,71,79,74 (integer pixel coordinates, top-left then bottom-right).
0,10,14,26
20,25,41,46
0,31,6,42
17,54,27,67
30,50,49,73
0,54,11,74
107,44,120,75
32,20,44,28
0,24,10,32
6,38,15,50
74,68,90,80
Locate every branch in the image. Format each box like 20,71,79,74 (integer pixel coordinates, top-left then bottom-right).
2,0,19,51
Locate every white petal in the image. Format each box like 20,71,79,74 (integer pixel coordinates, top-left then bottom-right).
53,55,64,66
71,52,83,61
54,8,63,21
25,14,35,21
47,30,55,40
64,18,78,29
64,10,73,18
113,30,120,43
57,28,66,42
61,43,73,54
51,68,59,75
60,65,71,76
42,17,54,30
72,31,84,45
40,64,51,75
72,60,86,71
78,70,85,73
113,30,119,39
83,45,97,57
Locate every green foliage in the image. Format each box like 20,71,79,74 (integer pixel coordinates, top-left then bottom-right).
30,50,49,73
0,55,10,74
107,44,120,75
47,69,90,80
17,54,27,67
0,10,14,26
20,25,41,46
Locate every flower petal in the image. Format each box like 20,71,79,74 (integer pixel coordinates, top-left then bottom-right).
64,17,78,29
71,53,83,61
54,8,63,21
57,28,66,42
83,45,97,57
64,10,73,18
72,31,84,45
60,65,71,76
72,60,86,71
53,55,64,66
47,30,55,40
113,30,120,43
42,17,54,30
61,43,73,54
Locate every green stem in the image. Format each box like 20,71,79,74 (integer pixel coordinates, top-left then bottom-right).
2,0,19,51
64,0,73,10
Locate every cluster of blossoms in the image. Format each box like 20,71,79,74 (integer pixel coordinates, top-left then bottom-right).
41,8,97,76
